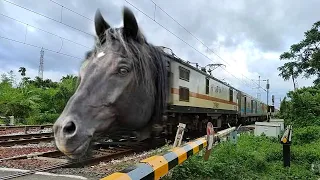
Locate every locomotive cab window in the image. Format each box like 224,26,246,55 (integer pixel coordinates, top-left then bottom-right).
229,88,233,102
179,86,189,102
205,78,209,94
179,66,190,81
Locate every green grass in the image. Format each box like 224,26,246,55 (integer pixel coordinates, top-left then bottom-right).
163,129,320,180
0,119,5,125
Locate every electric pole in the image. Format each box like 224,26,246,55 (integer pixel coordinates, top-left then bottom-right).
253,76,270,118
252,75,265,101
257,76,261,100
38,47,44,80
266,79,269,107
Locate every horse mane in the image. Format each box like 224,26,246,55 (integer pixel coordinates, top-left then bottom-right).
88,27,168,123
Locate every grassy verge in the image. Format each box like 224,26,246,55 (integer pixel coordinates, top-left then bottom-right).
163,127,320,180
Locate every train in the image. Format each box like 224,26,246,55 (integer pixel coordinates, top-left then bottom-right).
157,46,269,137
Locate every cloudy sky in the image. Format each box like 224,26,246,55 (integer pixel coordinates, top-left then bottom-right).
1,0,319,108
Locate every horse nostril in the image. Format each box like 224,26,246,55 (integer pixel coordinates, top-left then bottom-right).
63,121,76,135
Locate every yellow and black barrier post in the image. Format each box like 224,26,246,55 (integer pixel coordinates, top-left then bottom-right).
280,125,292,167
101,126,236,180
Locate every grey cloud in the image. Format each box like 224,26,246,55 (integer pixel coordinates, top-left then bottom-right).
151,0,320,52
1,0,320,107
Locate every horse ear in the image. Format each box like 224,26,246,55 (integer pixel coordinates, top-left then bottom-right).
123,7,139,40
94,9,110,43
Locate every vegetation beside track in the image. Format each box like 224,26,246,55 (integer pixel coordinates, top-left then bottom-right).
0,69,78,125
163,20,320,178
163,73,320,179
163,131,320,180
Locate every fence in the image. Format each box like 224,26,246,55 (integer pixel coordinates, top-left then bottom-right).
101,126,236,180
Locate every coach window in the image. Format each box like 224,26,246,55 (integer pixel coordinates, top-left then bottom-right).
205,78,209,94
179,66,190,82
251,100,254,113
255,101,258,113
229,88,233,102
179,86,189,102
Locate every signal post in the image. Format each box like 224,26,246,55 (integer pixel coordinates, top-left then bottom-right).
281,125,293,167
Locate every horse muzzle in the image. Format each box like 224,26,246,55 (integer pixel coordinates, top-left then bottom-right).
53,117,93,159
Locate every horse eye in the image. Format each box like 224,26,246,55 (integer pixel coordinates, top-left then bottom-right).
118,67,129,75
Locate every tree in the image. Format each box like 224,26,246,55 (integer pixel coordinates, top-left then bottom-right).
18,67,26,77
278,21,320,85
279,85,320,127
0,70,16,86
0,81,40,118
1,73,11,84
0,69,79,124
54,75,78,112
8,70,16,86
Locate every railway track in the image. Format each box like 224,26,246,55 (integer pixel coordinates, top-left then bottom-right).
0,147,134,180
0,132,54,146
0,150,62,162
0,124,53,131
0,125,251,179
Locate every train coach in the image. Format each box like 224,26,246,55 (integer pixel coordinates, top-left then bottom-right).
160,47,268,135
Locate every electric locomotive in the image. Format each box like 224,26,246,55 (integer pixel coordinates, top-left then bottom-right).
159,46,268,136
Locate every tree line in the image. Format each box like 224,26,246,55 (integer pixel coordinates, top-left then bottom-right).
278,20,320,127
0,67,78,124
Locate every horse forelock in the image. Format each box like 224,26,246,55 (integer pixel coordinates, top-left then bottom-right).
92,27,168,122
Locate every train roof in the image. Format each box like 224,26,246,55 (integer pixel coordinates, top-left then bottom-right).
158,47,237,89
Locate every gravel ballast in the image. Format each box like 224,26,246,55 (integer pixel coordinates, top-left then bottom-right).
0,136,173,179
0,159,60,170
48,144,172,179
0,127,52,136
0,146,57,159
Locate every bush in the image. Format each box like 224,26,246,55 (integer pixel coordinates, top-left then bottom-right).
280,85,320,127
293,126,320,145
26,113,59,125
163,133,320,180
0,72,78,125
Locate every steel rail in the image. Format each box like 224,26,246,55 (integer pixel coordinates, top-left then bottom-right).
0,132,53,141
0,136,53,146
0,150,63,161
0,124,53,130
0,148,134,180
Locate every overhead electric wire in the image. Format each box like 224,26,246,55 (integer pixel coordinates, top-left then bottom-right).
2,0,268,98
125,0,267,97
0,13,91,50
46,0,259,90
2,0,94,37
48,0,94,22
148,0,267,92
124,1,245,83
0,35,82,60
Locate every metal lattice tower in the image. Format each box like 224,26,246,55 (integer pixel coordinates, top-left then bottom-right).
38,47,44,80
